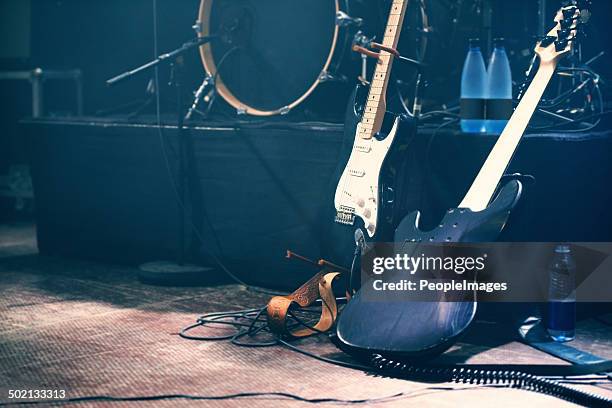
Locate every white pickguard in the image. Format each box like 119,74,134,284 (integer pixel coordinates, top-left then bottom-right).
334,117,400,237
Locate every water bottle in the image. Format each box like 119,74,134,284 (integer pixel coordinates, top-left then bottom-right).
546,245,576,342
485,38,513,134
460,38,487,133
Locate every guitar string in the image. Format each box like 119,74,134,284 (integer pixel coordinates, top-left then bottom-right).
341,1,406,233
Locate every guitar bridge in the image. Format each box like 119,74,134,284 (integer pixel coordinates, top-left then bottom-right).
335,206,356,226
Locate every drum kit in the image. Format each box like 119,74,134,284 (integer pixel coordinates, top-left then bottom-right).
107,0,490,121
191,0,482,121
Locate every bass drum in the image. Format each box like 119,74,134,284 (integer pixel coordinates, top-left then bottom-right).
197,0,379,119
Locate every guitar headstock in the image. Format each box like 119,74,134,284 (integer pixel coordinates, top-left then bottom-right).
535,0,591,63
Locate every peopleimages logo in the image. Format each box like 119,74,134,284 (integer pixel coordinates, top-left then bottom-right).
372,253,487,275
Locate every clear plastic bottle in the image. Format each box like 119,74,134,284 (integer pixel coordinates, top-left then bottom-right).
460,38,487,133
485,38,513,135
546,245,576,342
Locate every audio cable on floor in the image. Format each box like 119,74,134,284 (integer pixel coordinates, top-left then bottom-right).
180,306,612,407
370,354,612,408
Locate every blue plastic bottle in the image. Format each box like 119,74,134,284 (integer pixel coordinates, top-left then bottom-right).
485,38,513,134
546,245,576,342
460,39,487,133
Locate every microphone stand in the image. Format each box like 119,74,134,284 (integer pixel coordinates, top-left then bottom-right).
106,36,217,86
106,36,217,285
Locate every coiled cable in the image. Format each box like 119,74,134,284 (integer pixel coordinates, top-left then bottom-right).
370,354,612,408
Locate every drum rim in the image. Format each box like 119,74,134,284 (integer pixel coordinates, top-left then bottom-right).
198,0,341,117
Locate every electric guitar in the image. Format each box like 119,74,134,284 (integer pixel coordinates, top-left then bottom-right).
325,0,416,270
336,1,590,360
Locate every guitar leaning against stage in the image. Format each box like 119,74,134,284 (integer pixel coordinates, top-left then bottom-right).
326,0,416,273
267,0,417,339
336,1,591,360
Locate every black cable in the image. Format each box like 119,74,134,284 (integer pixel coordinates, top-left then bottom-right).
0,391,409,407
370,354,612,408
277,337,375,372
179,303,612,408
529,110,612,132
179,299,340,347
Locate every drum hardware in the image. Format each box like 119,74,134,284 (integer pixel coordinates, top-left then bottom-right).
185,74,216,121
106,36,218,87
412,74,425,118
197,0,382,118
335,10,363,28
195,1,430,118
352,42,426,69
352,37,427,117
192,20,203,35
352,31,376,85
318,71,348,84
352,31,375,48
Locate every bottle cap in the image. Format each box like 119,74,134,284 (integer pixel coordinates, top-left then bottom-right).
555,245,571,253
493,38,506,48
468,38,481,49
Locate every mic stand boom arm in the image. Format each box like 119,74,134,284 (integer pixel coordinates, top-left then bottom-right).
106,35,217,87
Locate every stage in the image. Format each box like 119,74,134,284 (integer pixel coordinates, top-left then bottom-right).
1,223,611,407
21,117,612,289
2,1,612,405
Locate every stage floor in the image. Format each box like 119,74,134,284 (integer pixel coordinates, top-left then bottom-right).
1,223,611,407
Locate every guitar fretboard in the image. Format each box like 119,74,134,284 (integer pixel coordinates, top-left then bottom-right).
358,0,409,140
459,63,557,212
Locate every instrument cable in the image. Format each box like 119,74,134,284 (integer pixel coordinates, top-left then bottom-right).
0,390,418,406
370,354,612,408
149,4,610,404
178,304,612,407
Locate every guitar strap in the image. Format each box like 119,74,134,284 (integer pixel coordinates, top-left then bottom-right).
267,271,341,338
519,316,611,369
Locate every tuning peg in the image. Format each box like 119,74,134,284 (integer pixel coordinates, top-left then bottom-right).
540,36,557,47
557,28,572,41
562,7,578,20
574,0,592,9
555,39,569,52
559,17,577,30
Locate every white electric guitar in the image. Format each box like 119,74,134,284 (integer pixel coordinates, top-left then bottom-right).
333,0,412,241
337,1,591,360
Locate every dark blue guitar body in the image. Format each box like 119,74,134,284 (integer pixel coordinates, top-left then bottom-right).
335,180,523,361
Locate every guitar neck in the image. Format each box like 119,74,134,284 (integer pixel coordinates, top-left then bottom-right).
459,61,557,212
358,0,409,140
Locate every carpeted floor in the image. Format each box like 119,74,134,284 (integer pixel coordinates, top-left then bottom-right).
1,222,611,407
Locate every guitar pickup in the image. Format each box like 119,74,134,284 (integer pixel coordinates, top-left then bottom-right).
335,206,356,226
335,211,356,226
349,169,366,177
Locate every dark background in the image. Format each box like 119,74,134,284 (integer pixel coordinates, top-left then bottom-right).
1,0,611,289
1,1,611,141
2,0,609,113
1,0,611,218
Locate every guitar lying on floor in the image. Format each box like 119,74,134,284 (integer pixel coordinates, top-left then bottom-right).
336,1,590,361
324,0,416,271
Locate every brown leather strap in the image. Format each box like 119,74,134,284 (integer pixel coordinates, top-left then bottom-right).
267,271,340,338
